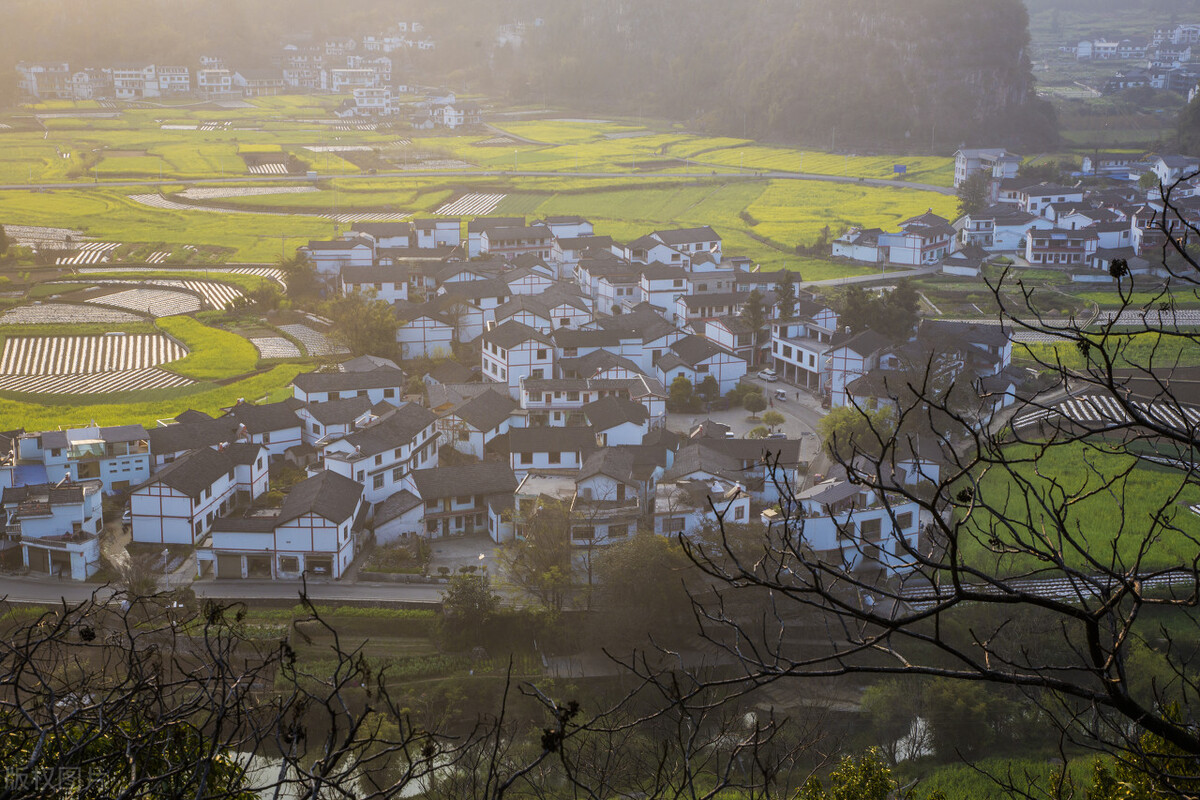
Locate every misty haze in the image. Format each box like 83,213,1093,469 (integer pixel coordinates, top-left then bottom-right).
0,0,1199,798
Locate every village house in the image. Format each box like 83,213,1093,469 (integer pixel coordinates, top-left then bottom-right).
481,321,556,398
8,425,151,495
341,264,410,303
652,478,751,538
480,225,555,260
295,397,377,448
508,426,599,481
290,367,407,406
130,445,268,546
225,401,302,461
319,403,439,506
770,304,841,391
409,462,517,537
299,237,375,275
394,303,455,360
148,416,240,469
827,329,894,408
1024,227,1100,267
582,396,652,446
436,389,517,460
0,480,104,580
953,148,1022,188
197,470,363,580
655,335,748,395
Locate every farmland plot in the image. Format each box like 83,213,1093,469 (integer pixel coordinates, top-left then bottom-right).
278,324,349,357
250,337,302,359
435,193,507,215
55,242,120,266
85,288,202,317
0,304,145,325
0,333,184,374
0,368,193,394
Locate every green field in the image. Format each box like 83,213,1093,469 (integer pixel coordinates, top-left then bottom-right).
964,441,1200,574
157,315,261,380
0,364,302,430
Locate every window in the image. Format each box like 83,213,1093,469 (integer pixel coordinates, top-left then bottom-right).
537,349,548,360
373,475,384,490
559,317,570,326
279,556,299,573
457,430,468,441
454,495,471,506
194,521,202,536
735,505,747,521
571,525,595,541
860,518,882,540
384,388,396,398
697,365,710,373
549,452,561,464
662,518,684,533
204,487,212,500
375,454,383,466
896,511,914,530
312,422,320,434
608,523,629,539
393,466,405,481
426,520,438,534
567,391,579,402
520,452,534,465
425,499,439,511
673,279,683,288
356,471,365,482
262,432,271,444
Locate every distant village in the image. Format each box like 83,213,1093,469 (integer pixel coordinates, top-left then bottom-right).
12,20,494,125
1070,22,1200,96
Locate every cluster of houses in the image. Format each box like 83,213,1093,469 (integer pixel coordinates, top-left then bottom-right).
834,148,1200,278
14,21,447,120
1069,23,1200,95
1,208,1005,584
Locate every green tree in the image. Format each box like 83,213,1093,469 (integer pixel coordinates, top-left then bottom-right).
739,289,768,366
956,169,992,217
800,748,895,800
744,392,767,419
278,252,321,301
696,374,720,404
874,281,920,340
1088,714,1200,800
817,404,895,461
499,498,574,611
747,425,769,439
0,224,9,259
591,533,694,642
324,293,399,358
761,410,785,431
441,572,499,645
668,375,696,412
776,269,798,320
837,286,873,335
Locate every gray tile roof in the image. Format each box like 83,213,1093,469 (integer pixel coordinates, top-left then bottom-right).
141,447,233,498
410,462,518,500
508,425,599,454
582,396,649,430
447,389,516,431
279,470,362,524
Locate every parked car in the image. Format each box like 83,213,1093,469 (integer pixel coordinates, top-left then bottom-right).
773,389,788,401
765,432,788,440
757,369,778,382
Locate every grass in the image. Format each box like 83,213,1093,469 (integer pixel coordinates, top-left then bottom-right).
1018,330,1200,371
156,316,261,380
0,364,303,430
903,756,1099,800
962,441,1200,574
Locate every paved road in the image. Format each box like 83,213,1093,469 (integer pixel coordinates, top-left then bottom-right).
0,169,955,195
0,575,446,606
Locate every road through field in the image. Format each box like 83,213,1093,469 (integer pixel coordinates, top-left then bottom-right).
0,168,955,195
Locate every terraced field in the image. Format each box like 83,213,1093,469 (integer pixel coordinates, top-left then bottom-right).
0,303,145,325
278,324,349,357
85,287,202,317
0,367,193,394
0,333,184,375
250,337,302,359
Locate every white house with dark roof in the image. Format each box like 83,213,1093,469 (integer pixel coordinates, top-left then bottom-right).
296,397,376,447
413,218,461,249
480,225,554,260
408,462,518,537
130,446,268,546
827,329,894,408
581,397,651,446
650,227,722,262
653,478,751,538
1017,184,1085,218
502,266,556,296
320,403,439,505
0,480,104,580
540,216,594,239
508,425,599,480
436,389,517,460
953,148,1021,188
655,335,748,395
466,217,525,257
351,221,414,249
776,473,924,575
225,401,301,460
298,237,374,275
771,304,840,391
291,367,407,406
394,302,455,360
879,212,958,265
148,417,240,469
341,263,410,303
197,470,363,580
638,263,689,321
481,321,555,399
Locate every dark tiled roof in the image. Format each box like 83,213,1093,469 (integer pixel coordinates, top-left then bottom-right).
341,263,410,284
292,367,406,394
483,320,553,349
142,448,233,498
303,396,374,426
447,389,516,431
226,401,300,434
582,396,649,430
579,447,637,484
426,361,476,384
468,216,525,233
653,226,720,246
100,425,149,443
669,334,728,366
410,462,518,500
335,403,437,458
150,418,238,455
279,470,362,524
374,489,422,524
509,425,598,454
663,442,741,482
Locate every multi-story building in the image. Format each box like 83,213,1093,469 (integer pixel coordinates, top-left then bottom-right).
1,480,104,580
9,425,151,495
319,403,439,505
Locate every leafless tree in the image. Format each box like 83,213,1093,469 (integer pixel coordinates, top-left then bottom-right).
672,175,1200,796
